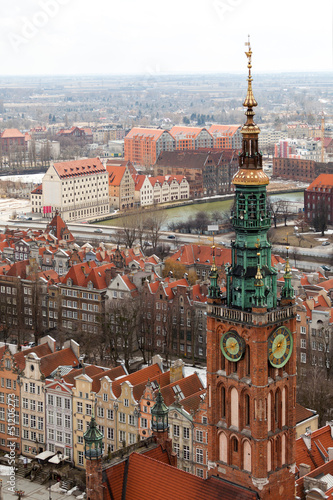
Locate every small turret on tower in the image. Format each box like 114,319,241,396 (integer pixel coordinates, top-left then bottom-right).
280,246,295,305
208,246,221,302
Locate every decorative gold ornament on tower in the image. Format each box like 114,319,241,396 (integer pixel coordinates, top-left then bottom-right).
233,35,269,186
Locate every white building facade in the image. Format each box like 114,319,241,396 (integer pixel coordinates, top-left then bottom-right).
41,158,109,222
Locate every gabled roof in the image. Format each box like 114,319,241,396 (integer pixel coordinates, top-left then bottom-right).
45,213,74,242
169,126,211,140
63,365,105,385
52,158,106,179
31,184,42,195
61,261,97,286
106,165,127,186
111,363,163,399
296,403,317,425
161,373,204,406
83,263,116,290
103,452,258,500
39,348,79,377
14,344,52,371
125,128,168,141
169,244,231,268
296,424,333,472
92,365,127,393
208,124,240,136
307,173,333,190
2,128,25,139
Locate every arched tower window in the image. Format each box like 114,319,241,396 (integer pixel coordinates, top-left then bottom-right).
243,440,252,472
230,387,239,429
219,432,227,463
245,345,250,376
220,385,226,419
245,394,250,426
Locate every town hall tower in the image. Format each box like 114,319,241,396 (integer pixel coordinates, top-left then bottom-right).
206,41,296,500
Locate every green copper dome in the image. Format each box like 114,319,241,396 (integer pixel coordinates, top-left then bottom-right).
151,389,169,433
84,416,103,460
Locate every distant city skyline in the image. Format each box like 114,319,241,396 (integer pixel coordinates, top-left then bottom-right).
0,0,332,76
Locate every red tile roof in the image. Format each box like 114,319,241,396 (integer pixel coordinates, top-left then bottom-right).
52,158,106,180
161,373,204,406
307,173,333,190
296,403,317,425
14,344,52,370
169,126,211,140
208,124,240,136
62,365,105,385
103,452,258,500
31,184,42,195
39,348,79,377
2,128,25,139
169,244,231,268
92,365,127,393
111,364,163,399
106,165,126,186
296,424,333,472
125,128,167,141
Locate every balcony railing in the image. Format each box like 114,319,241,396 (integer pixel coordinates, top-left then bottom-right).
207,303,296,326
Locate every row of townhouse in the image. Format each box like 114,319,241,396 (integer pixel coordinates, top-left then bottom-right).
0,333,207,472
124,125,242,167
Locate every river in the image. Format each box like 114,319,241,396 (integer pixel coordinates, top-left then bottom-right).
100,191,304,230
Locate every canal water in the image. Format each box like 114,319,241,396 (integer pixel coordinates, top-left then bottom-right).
102,191,304,230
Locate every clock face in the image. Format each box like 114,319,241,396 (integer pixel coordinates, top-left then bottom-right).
268,326,293,368
220,331,245,362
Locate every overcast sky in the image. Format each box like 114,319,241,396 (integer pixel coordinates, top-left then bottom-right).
0,0,332,76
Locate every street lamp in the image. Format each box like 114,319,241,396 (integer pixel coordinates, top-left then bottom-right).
114,401,119,450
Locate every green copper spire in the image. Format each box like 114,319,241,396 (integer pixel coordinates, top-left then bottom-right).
151,388,169,433
227,40,277,311
208,246,221,300
84,414,103,460
281,247,294,301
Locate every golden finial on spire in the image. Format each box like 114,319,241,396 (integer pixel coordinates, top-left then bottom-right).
211,245,217,272
285,245,291,274
255,252,263,282
243,35,257,110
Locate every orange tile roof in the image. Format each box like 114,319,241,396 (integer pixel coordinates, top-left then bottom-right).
179,389,206,414
14,344,52,371
296,403,317,425
106,165,127,186
307,173,333,190
208,124,240,136
83,263,116,290
169,126,210,140
103,452,258,500
31,184,42,195
125,128,166,140
296,458,333,499
1,128,25,138
92,365,127,393
169,244,231,268
296,424,333,472
61,261,97,286
53,158,106,179
161,373,204,406
62,365,105,385
39,348,79,377
111,363,163,399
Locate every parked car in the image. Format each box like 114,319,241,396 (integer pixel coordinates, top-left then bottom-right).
167,234,176,239
322,241,330,246
94,228,103,233
322,265,331,271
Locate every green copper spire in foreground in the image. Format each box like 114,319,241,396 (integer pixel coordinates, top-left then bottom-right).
208,246,221,300
226,39,277,311
151,388,169,433
84,415,103,460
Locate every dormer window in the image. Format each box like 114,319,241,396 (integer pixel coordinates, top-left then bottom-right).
67,278,72,286
88,282,93,290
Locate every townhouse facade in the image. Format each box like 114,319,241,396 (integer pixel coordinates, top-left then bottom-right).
169,126,213,150
106,163,135,209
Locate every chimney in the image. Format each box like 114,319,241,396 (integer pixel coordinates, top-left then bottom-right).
327,421,333,438
170,359,184,383
151,354,163,372
40,335,56,353
105,267,112,286
302,432,312,450
328,447,333,461
299,463,311,478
